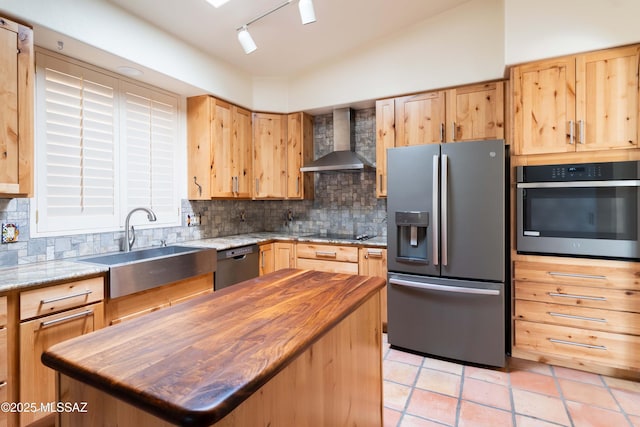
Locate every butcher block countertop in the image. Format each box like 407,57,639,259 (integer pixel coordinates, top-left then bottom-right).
42,269,386,426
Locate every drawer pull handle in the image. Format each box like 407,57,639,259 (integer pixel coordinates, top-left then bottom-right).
366,249,383,259
0,381,6,388
548,312,606,323
549,338,607,351
315,251,337,258
41,290,93,305
548,271,606,280
547,292,606,301
40,310,94,328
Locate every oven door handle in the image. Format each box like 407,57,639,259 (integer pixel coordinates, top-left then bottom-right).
389,278,500,296
517,180,640,189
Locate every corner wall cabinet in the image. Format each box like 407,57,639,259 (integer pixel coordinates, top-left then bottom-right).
375,81,504,197
253,113,287,199
511,44,640,155
187,96,252,199
0,16,33,197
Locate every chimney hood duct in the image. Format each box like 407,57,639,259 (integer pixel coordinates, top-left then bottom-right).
300,108,375,173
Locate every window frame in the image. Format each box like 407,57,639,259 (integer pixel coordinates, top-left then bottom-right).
32,49,184,237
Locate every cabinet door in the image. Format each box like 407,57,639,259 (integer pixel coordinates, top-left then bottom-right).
274,242,295,270
253,113,287,199
232,105,253,198
187,95,212,199
359,248,388,329
512,57,576,155
20,303,104,426
286,113,314,200
395,91,445,147
259,244,275,276
375,98,395,198
211,98,235,198
0,24,18,194
576,45,640,151
446,82,504,142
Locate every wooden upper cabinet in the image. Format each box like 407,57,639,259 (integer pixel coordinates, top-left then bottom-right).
0,17,34,197
375,98,395,198
232,105,253,198
512,44,640,156
576,45,640,151
286,112,314,200
253,112,287,199
395,91,446,146
512,57,576,155
446,82,504,142
187,95,252,199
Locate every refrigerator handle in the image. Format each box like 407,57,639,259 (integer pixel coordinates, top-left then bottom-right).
389,278,500,296
441,154,448,267
432,154,439,266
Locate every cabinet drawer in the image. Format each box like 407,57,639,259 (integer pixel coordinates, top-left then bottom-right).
20,277,104,321
296,244,358,262
0,296,6,327
514,261,639,290
296,258,359,275
515,320,640,371
515,281,639,312
515,300,640,335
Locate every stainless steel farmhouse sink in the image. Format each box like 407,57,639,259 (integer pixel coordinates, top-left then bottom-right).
77,246,216,298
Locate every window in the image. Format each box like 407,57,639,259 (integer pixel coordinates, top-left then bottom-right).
34,50,181,236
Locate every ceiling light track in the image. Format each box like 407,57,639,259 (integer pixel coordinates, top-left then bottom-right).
236,0,316,54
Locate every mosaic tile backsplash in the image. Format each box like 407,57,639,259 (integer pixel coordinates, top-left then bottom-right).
0,108,387,267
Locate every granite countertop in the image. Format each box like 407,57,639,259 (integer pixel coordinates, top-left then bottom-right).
0,232,386,294
42,269,385,426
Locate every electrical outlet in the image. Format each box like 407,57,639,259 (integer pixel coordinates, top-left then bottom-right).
187,213,201,227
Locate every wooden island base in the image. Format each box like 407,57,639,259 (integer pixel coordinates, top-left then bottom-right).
56,290,382,426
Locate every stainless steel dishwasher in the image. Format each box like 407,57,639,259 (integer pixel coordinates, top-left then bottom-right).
214,244,260,290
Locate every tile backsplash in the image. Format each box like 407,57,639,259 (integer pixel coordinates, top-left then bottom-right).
0,108,386,267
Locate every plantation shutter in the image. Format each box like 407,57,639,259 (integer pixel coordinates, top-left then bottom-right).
35,53,119,233
121,82,179,225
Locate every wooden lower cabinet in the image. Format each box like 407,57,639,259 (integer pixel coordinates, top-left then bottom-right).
296,243,359,274
19,302,104,426
259,242,295,276
106,273,213,325
513,257,640,378
0,296,7,427
359,248,388,330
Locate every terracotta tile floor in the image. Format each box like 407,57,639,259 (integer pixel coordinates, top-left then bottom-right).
382,334,640,427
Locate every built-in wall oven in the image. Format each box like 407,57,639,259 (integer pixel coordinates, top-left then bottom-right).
516,160,640,260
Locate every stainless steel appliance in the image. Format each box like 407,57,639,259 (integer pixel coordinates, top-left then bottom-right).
516,161,640,260
215,244,259,290
387,140,508,367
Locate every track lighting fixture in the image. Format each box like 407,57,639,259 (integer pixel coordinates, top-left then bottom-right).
298,0,316,25
237,26,257,54
236,0,316,54
206,0,231,8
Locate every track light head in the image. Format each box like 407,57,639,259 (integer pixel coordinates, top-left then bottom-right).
298,0,316,25
237,26,257,54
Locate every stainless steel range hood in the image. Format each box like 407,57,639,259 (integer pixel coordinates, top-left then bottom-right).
300,108,375,173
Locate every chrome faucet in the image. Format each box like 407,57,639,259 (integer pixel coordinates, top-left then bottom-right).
124,207,157,252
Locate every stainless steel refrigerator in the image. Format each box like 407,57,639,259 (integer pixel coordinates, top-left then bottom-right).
386,140,508,367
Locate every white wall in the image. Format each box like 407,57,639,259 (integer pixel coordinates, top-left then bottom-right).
505,0,640,66
0,0,254,109
286,0,505,112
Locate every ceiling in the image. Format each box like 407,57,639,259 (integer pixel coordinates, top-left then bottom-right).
106,0,472,78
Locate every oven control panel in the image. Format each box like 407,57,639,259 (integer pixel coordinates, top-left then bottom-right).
519,160,639,182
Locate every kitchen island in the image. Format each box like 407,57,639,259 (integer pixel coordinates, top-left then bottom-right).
42,268,385,426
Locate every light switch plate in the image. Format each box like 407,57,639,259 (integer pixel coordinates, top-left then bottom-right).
187,213,201,227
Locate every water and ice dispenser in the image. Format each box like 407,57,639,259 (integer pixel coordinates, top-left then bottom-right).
394,211,429,264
